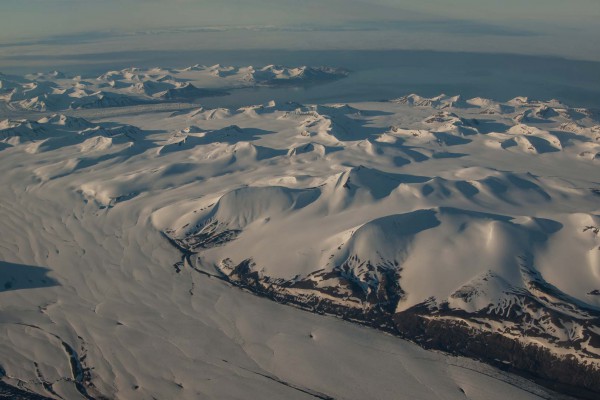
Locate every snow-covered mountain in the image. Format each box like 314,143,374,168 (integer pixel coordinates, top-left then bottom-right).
158,96,600,397
0,65,348,112
0,78,599,398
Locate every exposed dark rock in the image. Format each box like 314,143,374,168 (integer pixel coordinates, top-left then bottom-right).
0,380,53,400
215,256,600,398
393,309,600,400
164,224,600,399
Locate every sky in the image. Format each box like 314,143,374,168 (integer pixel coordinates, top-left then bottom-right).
1,0,599,60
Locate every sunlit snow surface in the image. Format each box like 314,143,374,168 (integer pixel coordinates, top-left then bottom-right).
0,68,598,399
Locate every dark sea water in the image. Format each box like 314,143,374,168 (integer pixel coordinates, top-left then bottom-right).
3,49,600,109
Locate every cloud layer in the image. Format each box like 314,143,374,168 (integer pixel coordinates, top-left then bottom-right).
1,0,599,60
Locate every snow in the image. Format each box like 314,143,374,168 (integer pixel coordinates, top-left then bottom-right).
1,67,599,398
0,65,347,113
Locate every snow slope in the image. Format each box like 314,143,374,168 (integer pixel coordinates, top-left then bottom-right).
0,79,599,399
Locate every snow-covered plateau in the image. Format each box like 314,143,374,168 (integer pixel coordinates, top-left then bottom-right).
0,68,599,399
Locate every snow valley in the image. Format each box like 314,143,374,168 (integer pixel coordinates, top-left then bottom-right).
0,66,599,399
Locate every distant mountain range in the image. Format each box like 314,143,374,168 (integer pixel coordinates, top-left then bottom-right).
1,69,599,398
0,65,348,112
